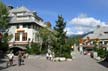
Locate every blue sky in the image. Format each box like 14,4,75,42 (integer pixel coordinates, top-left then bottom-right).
2,0,108,35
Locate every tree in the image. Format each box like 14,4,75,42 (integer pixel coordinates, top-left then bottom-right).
0,1,9,32
0,1,9,53
54,15,71,58
39,27,51,54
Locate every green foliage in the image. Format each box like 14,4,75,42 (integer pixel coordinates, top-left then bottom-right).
0,1,9,30
39,28,50,41
97,48,107,58
41,43,48,54
54,15,71,58
0,1,9,53
26,45,29,53
39,27,55,54
26,43,41,55
0,33,9,52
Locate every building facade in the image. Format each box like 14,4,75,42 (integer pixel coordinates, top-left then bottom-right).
8,6,46,47
83,26,108,47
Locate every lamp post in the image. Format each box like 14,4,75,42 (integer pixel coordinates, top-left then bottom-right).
0,33,2,42
28,38,31,48
47,37,52,54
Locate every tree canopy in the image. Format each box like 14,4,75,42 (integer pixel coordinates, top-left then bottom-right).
0,1,9,32
0,1,9,53
54,15,71,58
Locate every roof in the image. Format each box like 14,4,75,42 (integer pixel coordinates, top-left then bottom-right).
83,26,108,40
9,6,46,27
10,6,30,13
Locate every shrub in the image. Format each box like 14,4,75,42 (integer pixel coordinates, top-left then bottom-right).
26,43,40,55
97,48,106,58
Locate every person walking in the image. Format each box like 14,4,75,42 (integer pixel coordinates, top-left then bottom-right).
18,51,22,66
6,51,14,67
21,51,26,65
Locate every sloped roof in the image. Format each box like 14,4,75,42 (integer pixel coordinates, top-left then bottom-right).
10,6,30,12
83,26,108,40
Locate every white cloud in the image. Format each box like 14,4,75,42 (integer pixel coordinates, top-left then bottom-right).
65,27,84,36
69,16,106,27
66,14,107,36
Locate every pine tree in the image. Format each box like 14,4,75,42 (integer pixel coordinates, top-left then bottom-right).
54,15,71,58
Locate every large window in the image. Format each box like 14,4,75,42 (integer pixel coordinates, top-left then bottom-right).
22,33,27,41
15,33,20,41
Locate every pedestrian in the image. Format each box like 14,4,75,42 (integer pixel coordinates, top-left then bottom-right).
21,51,26,65
46,53,49,60
7,51,14,67
49,53,52,60
18,51,22,66
80,46,83,54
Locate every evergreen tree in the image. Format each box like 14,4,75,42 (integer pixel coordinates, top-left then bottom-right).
54,15,71,58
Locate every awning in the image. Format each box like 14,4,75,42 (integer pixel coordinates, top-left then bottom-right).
10,46,27,50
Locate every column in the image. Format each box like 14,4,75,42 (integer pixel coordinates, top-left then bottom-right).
102,41,105,44
20,32,23,41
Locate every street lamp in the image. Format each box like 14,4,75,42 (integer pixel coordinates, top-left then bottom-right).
28,38,31,48
0,32,2,42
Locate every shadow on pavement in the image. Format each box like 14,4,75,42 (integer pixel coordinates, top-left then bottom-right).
0,57,7,70
0,66,7,70
98,60,108,68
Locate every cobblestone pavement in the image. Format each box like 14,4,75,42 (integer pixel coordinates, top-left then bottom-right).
0,53,108,71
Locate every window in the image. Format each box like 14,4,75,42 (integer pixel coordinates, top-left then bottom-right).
23,24,28,28
15,33,20,41
16,25,19,29
104,32,108,34
17,16,29,20
17,13,24,16
28,24,32,29
22,33,27,41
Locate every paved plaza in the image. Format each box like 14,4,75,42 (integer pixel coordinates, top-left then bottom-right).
0,53,108,71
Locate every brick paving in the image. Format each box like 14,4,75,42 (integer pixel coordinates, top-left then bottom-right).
0,53,108,71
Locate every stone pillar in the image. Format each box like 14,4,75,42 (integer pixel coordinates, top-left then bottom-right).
102,41,105,44
106,43,108,51
20,32,22,41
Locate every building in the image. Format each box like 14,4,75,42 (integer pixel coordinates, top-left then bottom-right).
8,6,46,47
83,26,108,47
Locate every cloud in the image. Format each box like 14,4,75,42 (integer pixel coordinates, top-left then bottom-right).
65,27,84,36
65,14,107,36
69,14,106,27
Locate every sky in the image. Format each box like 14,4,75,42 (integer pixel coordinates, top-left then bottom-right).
2,0,108,35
